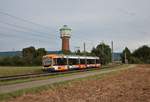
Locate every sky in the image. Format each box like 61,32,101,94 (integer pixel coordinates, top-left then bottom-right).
0,0,150,52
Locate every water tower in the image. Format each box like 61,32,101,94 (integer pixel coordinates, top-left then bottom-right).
60,25,71,52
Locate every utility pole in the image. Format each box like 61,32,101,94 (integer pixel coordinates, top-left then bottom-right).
84,42,86,55
124,51,128,64
111,41,113,63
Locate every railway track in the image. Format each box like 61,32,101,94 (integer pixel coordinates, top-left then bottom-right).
0,64,122,81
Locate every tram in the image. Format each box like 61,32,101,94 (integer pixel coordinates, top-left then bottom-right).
42,54,101,71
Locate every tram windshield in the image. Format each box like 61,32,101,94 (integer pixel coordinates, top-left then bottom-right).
43,57,52,66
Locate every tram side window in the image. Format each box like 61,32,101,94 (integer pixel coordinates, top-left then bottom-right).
91,59,95,64
87,59,90,64
96,59,100,64
55,58,67,65
87,59,95,64
80,59,85,64
68,59,79,65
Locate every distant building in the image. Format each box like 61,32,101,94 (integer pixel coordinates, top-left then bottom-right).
60,25,71,52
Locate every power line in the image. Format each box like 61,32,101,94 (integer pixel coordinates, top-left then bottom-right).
71,34,97,43
0,25,57,41
0,32,60,51
0,25,55,40
0,11,65,41
0,10,94,43
0,10,51,30
0,20,94,46
0,21,56,38
0,33,58,44
0,11,96,42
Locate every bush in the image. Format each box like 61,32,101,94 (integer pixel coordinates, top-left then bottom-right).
129,56,143,64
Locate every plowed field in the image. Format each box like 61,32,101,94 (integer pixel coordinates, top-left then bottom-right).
8,65,150,102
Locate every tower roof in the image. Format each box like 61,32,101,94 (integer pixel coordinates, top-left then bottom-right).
60,25,71,31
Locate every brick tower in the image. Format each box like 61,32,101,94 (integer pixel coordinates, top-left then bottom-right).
60,25,71,52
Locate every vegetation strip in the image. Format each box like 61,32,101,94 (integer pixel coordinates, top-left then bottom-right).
0,64,121,81
0,64,122,86
0,64,136,101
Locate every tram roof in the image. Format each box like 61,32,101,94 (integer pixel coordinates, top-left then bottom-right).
64,55,99,59
43,54,99,59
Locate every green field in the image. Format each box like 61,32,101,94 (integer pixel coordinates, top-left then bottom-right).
0,64,128,86
0,66,42,77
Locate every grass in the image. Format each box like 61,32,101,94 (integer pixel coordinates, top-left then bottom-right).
0,64,127,86
0,64,135,101
0,66,42,77
0,64,116,77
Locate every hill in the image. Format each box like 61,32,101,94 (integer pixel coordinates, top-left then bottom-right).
0,51,22,57
0,51,121,61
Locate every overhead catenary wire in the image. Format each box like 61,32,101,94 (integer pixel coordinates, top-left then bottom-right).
0,23,60,45
0,23,57,39
0,10,61,40
0,31,61,50
0,10,51,30
0,31,59,44
0,21,56,38
0,20,93,48
0,10,94,41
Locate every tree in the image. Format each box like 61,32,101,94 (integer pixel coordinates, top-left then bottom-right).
22,46,36,65
62,50,71,55
91,42,111,65
129,56,142,64
91,47,96,56
121,47,132,63
36,48,47,57
34,48,47,65
11,56,25,66
76,49,81,55
0,46,48,66
0,57,12,66
132,45,150,63
75,49,88,56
